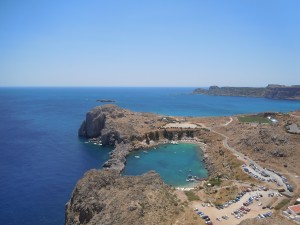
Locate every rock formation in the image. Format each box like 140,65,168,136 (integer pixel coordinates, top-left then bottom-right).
78,104,164,146
78,104,174,172
193,84,300,100
65,169,181,225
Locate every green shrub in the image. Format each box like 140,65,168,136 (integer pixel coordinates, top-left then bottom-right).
274,199,290,210
184,191,200,201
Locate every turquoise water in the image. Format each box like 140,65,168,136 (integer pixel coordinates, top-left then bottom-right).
0,87,299,225
123,143,208,187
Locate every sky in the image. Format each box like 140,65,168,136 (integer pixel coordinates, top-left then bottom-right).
0,0,299,87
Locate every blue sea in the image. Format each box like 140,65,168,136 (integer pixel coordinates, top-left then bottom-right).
0,87,299,225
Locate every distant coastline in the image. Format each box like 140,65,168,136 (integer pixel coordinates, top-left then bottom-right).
193,84,300,100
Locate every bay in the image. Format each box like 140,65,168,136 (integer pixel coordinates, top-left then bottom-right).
0,87,299,225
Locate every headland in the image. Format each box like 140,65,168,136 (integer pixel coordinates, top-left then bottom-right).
193,84,300,100
66,104,300,225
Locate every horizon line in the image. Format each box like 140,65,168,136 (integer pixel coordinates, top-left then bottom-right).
0,84,280,88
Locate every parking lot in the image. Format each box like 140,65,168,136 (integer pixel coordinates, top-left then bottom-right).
193,190,284,225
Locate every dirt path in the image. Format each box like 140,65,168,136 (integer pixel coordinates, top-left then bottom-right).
223,117,233,126
201,120,291,194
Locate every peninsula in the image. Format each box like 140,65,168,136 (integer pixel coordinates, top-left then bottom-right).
66,105,300,225
193,84,300,100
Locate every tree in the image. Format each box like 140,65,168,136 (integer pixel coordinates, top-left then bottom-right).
186,130,194,138
163,129,168,139
177,131,183,140
149,132,155,141
145,134,150,145
168,132,173,140
155,131,159,140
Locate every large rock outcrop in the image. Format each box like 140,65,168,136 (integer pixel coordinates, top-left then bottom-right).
78,104,164,146
193,84,300,100
65,169,181,225
78,104,166,171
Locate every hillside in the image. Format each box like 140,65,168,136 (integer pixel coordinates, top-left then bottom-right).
65,170,184,225
193,85,300,100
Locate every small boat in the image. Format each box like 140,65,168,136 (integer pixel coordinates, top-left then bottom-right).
186,178,196,182
134,156,140,159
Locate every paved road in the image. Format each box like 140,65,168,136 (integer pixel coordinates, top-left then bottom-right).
202,119,290,194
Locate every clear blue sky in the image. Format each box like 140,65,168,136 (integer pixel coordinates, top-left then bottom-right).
0,0,299,87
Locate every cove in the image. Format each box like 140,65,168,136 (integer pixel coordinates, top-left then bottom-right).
122,143,208,187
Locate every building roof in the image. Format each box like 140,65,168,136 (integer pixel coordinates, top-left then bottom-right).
289,204,300,214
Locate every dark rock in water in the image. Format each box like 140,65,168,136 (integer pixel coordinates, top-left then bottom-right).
65,169,180,225
96,99,116,103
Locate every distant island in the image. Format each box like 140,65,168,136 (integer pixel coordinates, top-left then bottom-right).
193,84,300,100
96,99,116,103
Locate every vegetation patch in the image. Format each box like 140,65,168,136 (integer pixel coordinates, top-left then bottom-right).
208,177,222,186
238,115,271,124
184,191,200,201
274,198,290,210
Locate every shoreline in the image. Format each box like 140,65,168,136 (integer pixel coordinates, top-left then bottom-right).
86,134,216,181
119,138,212,187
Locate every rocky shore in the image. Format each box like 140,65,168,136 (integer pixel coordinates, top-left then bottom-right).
78,104,215,175
66,105,300,225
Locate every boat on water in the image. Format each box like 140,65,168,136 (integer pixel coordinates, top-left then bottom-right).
186,178,196,182
134,156,140,159
186,174,200,182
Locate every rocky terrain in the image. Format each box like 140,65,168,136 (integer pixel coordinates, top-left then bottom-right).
215,112,300,176
78,104,164,145
193,84,300,100
67,105,300,225
78,104,166,171
65,169,183,225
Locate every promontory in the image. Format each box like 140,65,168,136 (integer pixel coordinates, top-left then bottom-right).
193,84,300,100
66,104,300,225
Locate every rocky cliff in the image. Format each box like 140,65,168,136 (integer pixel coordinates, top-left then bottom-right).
193,84,300,100
78,104,167,172
78,104,164,146
65,169,181,225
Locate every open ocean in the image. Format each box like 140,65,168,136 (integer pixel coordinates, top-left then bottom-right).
0,87,299,225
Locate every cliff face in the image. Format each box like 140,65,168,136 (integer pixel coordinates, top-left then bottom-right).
193,85,300,100
78,104,164,146
65,169,180,225
264,85,300,100
78,104,166,171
